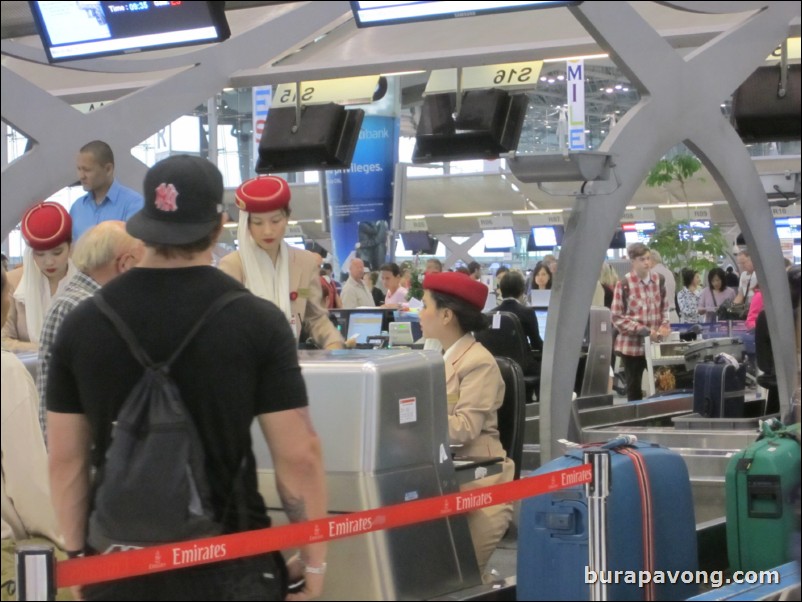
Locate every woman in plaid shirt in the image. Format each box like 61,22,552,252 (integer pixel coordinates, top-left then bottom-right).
611,243,670,401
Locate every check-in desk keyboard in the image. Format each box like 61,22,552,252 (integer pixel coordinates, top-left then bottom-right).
252,350,482,601
453,456,503,485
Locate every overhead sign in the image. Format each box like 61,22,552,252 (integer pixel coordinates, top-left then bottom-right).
272,76,380,107
405,218,428,231
671,207,710,221
566,59,585,150
772,205,801,218
527,213,564,226
621,209,656,222
286,225,304,237
252,86,271,173
478,216,513,229
425,61,543,95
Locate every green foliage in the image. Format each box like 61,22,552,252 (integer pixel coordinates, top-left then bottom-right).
645,152,722,277
407,269,424,301
399,260,424,301
649,220,729,275
646,155,702,187
645,154,704,201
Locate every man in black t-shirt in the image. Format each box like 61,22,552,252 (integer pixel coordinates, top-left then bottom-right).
47,156,327,601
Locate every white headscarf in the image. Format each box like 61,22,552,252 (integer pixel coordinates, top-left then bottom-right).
237,209,292,323
13,247,77,344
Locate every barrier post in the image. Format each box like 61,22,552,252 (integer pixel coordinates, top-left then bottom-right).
15,544,56,601
584,450,611,602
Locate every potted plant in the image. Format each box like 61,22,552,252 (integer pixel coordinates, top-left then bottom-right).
645,153,729,275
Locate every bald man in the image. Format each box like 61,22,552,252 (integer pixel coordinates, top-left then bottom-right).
340,257,375,308
36,221,143,435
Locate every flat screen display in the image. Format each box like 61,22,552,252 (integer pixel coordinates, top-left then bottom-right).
351,1,582,28
609,229,627,249
529,289,551,308
775,217,801,239
528,225,564,251
483,228,516,251
285,236,305,250
678,220,710,242
621,222,655,245
534,309,548,342
29,1,230,63
400,231,438,254
347,311,385,343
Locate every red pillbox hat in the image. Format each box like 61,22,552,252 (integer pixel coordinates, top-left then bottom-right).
235,176,291,213
21,202,72,250
423,271,488,311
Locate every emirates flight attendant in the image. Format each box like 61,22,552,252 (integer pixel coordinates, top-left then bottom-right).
2,203,77,352
219,176,344,349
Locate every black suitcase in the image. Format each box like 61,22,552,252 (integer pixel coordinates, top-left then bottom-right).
693,362,746,418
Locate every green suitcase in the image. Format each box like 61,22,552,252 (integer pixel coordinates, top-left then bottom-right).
726,420,801,572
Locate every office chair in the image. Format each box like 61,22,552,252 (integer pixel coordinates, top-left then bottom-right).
495,356,526,481
475,311,539,402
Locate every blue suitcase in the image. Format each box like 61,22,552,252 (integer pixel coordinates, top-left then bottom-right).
693,362,746,418
518,439,698,601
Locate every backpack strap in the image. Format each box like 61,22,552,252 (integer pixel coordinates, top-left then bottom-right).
93,293,156,368
164,290,250,368
93,290,249,370
620,279,630,313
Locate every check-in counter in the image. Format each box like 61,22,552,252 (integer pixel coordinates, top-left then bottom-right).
252,349,481,600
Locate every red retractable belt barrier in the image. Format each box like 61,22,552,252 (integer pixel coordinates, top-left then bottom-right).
57,464,592,588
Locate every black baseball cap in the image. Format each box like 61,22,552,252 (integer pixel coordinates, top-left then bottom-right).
127,155,224,245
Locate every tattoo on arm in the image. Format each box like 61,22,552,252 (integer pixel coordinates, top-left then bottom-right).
277,477,308,523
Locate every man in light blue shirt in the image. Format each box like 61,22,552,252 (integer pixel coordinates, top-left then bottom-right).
70,140,144,240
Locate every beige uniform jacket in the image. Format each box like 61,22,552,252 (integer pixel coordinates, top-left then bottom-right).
219,247,343,349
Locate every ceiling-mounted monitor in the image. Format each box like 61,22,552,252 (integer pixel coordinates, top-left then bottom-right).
413,89,528,163
29,1,231,63
609,229,627,249
527,225,564,251
350,1,582,28
775,217,801,239
621,222,655,245
483,228,516,252
400,231,438,255
256,104,365,173
681,220,710,242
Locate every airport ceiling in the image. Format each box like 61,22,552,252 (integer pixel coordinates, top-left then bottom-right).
2,2,800,239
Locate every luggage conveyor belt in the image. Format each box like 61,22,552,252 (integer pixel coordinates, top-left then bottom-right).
578,394,767,523
524,394,769,522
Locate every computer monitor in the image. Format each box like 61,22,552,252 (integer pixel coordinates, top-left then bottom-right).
483,228,516,252
621,222,655,245
285,236,305,250
529,289,551,308
29,1,231,63
400,231,438,254
351,1,582,28
346,311,385,343
534,309,548,342
775,217,801,239
609,229,627,249
527,225,564,251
